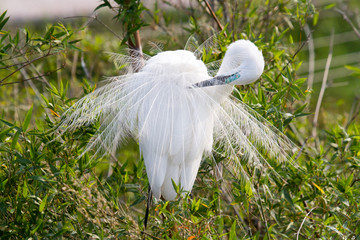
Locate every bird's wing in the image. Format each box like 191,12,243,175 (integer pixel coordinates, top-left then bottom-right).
192,34,222,60
185,33,223,59
57,51,155,157
205,59,222,77
57,75,134,156
184,34,201,55
108,51,150,75
211,92,299,179
147,41,164,54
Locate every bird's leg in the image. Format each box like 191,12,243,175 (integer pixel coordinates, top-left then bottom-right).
144,185,152,231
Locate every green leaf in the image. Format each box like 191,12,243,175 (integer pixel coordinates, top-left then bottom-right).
263,73,278,89
282,188,294,207
49,83,59,95
44,26,55,40
0,126,14,141
22,105,33,132
346,174,354,187
345,65,360,73
11,129,21,149
171,179,179,194
0,15,9,30
0,178,8,191
0,118,16,128
245,180,253,197
68,39,82,44
294,103,307,114
0,11,8,23
94,0,112,11
136,159,144,178
39,193,49,212
23,181,29,198
40,94,50,106
52,31,67,39
69,44,82,51
313,11,319,26
119,159,129,173
130,195,146,207
30,219,43,235
324,3,336,9
229,220,237,240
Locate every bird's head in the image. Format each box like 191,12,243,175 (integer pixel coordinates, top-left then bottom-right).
217,40,264,85
193,40,264,88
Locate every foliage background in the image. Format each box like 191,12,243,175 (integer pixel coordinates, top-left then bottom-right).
0,0,359,239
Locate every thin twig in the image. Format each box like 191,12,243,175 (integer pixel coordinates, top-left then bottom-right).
274,35,309,82
219,161,252,237
0,52,57,85
276,33,310,109
345,96,360,130
80,52,91,80
0,65,65,87
256,184,270,240
0,58,44,70
304,24,315,105
294,138,308,161
69,51,79,98
312,29,335,140
140,231,162,240
296,207,317,240
133,30,142,53
23,50,52,88
203,0,226,35
289,122,305,146
344,96,360,152
13,58,54,122
130,30,144,73
64,15,124,42
335,8,360,40
350,178,360,187
56,54,62,85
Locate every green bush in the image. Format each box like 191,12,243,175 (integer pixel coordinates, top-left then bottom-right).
0,1,359,239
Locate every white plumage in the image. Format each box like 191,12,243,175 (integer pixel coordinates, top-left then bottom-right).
61,39,296,201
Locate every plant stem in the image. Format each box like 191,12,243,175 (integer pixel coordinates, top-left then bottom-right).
312,29,335,141
203,0,226,36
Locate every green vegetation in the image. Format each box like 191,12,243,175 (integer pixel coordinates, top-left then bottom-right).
0,0,359,239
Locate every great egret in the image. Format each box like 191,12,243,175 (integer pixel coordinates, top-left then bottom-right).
60,38,296,202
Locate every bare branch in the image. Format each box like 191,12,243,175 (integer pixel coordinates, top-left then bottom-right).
0,52,57,85
0,65,64,87
64,15,125,42
13,58,54,122
203,0,226,35
312,30,335,140
132,30,143,56
335,8,360,40
274,33,309,82
304,24,315,105
345,96,360,130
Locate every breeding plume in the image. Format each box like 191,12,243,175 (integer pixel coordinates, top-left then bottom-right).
61,38,296,201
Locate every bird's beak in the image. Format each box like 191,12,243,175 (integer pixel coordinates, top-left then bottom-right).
192,72,241,88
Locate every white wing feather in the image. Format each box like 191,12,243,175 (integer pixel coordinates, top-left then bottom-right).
59,39,297,201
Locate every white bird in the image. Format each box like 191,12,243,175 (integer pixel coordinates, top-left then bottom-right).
60,38,296,201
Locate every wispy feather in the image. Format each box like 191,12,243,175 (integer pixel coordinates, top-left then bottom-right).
59,36,298,200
